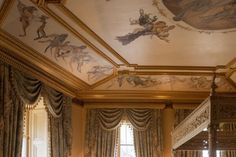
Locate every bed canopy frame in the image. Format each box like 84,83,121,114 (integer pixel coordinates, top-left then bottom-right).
172,76,236,157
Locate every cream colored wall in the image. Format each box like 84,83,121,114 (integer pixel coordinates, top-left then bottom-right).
70,104,86,157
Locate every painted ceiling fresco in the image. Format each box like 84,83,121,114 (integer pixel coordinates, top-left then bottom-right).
64,0,236,66
162,0,236,30
1,0,114,85
95,75,236,92
0,0,235,93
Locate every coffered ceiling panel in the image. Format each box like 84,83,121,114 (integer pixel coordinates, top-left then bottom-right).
64,0,236,66
1,0,115,85
94,75,235,92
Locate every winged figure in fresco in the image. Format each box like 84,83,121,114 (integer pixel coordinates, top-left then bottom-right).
38,33,68,57
108,75,159,88
87,65,113,81
17,0,38,37
116,9,175,45
54,42,94,73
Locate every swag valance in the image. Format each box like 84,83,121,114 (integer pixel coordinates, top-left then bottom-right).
96,108,155,131
0,62,72,157
11,69,66,117
85,108,162,157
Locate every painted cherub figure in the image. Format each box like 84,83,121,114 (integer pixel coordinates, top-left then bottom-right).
34,15,49,40
17,0,37,37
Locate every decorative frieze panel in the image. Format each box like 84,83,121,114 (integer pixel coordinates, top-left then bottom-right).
172,98,210,149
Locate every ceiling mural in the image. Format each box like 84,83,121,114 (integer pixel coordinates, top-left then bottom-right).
0,0,235,99
63,0,236,66
94,75,236,92
162,0,236,30
1,0,114,85
116,8,175,45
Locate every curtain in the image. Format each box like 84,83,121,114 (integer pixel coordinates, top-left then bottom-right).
49,96,72,157
85,109,123,157
85,108,162,157
174,109,202,157
174,150,203,157
128,109,161,157
0,63,24,157
0,61,72,157
11,69,42,108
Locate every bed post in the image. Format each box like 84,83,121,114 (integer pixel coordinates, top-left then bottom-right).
208,74,218,157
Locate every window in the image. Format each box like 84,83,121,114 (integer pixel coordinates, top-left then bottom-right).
21,99,48,157
119,123,136,157
202,150,221,157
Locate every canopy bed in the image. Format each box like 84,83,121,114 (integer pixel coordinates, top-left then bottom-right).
172,80,236,157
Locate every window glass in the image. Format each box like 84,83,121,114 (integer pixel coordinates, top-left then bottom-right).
21,99,48,157
202,150,221,157
120,123,136,157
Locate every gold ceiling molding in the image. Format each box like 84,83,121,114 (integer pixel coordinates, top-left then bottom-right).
34,2,120,68
89,71,117,89
84,102,198,109
134,65,224,72
55,4,130,66
227,69,236,88
0,29,90,93
117,70,226,76
77,90,213,103
226,57,236,68
0,47,77,97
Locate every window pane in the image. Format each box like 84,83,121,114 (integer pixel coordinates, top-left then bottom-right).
126,126,134,145
120,124,134,145
120,146,136,157
120,123,136,157
120,124,126,144
202,150,221,157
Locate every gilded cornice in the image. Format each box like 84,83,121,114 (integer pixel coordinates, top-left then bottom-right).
77,90,212,103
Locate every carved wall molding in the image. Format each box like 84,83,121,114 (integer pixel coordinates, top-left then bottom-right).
172,98,210,149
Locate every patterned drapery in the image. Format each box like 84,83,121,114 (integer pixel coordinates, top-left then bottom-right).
85,108,162,157
0,62,72,157
0,63,24,157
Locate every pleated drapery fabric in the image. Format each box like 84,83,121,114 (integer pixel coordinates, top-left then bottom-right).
85,108,162,157
0,62,72,157
174,150,203,157
0,63,24,157
129,109,161,157
11,69,42,108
